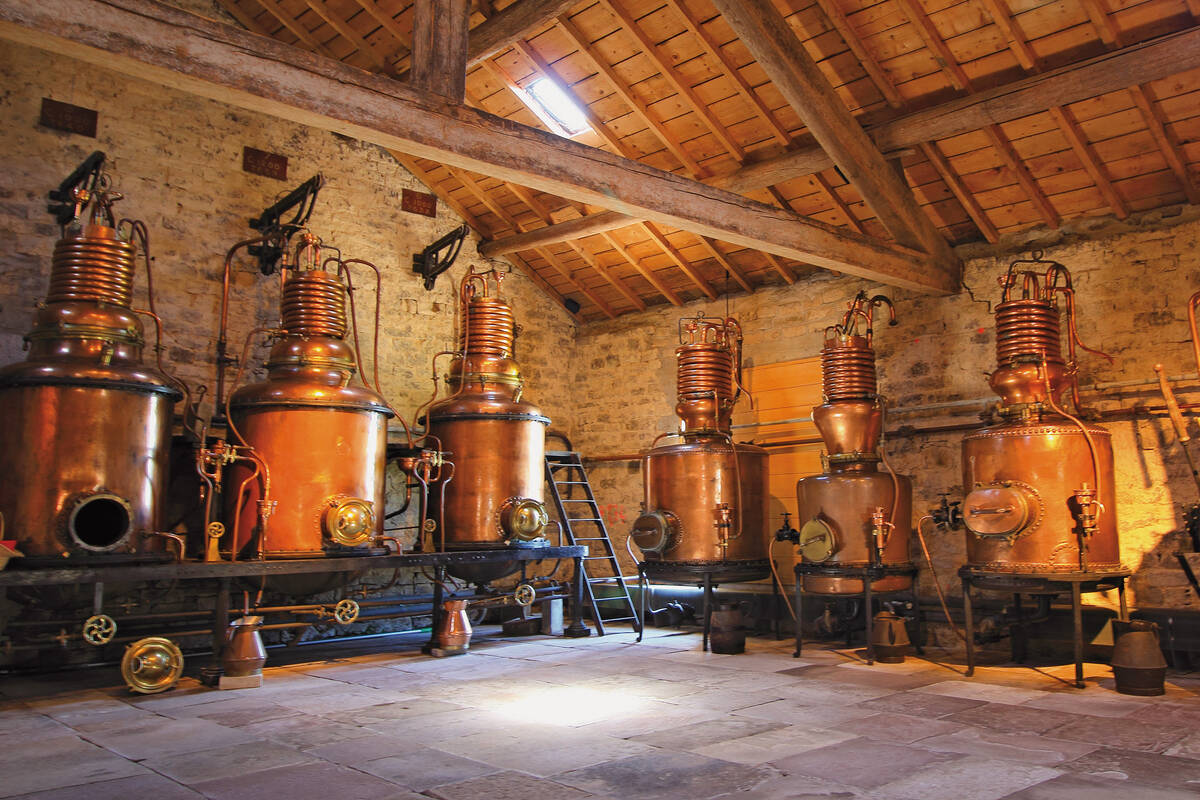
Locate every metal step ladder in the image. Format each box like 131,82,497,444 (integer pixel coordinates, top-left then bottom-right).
544,450,641,636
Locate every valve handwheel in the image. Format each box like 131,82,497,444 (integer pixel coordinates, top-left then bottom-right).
333,598,360,624
82,614,117,646
513,584,536,607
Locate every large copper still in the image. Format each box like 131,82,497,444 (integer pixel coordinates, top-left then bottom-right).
961,257,1123,574
792,292,914,594
632,315,770,583
221,238,392,558
0,159,181,559
424,269,549,581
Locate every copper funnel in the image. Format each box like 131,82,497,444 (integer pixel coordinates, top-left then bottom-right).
435,599,473,653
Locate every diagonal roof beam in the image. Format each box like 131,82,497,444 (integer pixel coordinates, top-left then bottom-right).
709,0,959,277
467,0,580,65
713,26,1200,195
0,0,949,293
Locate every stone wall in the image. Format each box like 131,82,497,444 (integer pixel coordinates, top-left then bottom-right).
574,209,1200,614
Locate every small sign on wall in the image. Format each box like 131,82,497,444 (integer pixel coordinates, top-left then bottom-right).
39,98,98,138
402,188,438,217
242,146,288,180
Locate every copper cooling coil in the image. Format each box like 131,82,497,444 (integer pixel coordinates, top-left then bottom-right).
461,297,515,357
47,235,135,306
676,343,734,400
821,341,877,400
994,299,1064,367
280,271,348,338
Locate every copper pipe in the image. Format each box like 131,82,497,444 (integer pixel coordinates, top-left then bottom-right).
280,271,347,337
215,237,269,410
1189,290,1200,377
47,232,134,305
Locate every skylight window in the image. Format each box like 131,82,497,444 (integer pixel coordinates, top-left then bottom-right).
519,77,590,138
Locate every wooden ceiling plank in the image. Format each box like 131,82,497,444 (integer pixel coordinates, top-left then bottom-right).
510,39,641,160
468,0,580,65
556,16,705,177
695,236,754,294
809,0,903,108
599,231,684,305
638,222,718,299
1047,105,1128,218
1129,86,1200,205
504,181,641,313
2,0,951,293
1079,0,1121,48
763,253,797,284
983,124,1060,228
565,240,648,311
894,0,971,92
662,0,790,145
979,0,1038,71
715,27,1200,195
597,0,746,161
354,0,411,49
450,163,617,317
302,0,391,73
811,171,865,234
412,0,469,101
710,0,959,278
251,0,336,57
919,142,999,243
215,0,271,35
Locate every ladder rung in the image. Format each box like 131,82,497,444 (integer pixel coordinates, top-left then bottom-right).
554,481,588,485
566,518,603,523
604,616,639,622
570,537,606,541
582,556,612,561
560,499,595,504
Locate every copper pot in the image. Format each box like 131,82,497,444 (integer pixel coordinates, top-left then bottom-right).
0,215,179,559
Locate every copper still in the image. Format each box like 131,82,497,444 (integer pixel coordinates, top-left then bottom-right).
632,315,770,583
0,157,181,559
791,292,914,594
424,268,549,581
961,257,1123,574
221,238,392,558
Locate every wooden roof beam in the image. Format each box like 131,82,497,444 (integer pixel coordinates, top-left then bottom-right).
1130,87,1200,206
250,0,336,58
479,210,633,256
598,232,684,306
713,27,1200,196
467,0,579,65
695,237,754,294
0,0,947,293
302,0,392,74
809,0,903,108
710,0,959,279
637,222,718,300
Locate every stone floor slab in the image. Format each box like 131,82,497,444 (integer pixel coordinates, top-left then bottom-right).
189,759,420,800
426,769,597,800
856,690,987,718
140,739,316,785
771,738,958,788
871,756,1061,800
831,711,968,744
1061,747,1200,791
4,771,202,800
355,745,500,791
915,680,1050,705
691,724,859,764
630,717,785,749
944,703,1088,735
915,727,1099,765
1044,713,1189,753
73,715,257,760
0,742,148,798
553,750,775,800
996,772,1200,799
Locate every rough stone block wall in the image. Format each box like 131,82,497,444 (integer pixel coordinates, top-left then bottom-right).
573,211,1200,614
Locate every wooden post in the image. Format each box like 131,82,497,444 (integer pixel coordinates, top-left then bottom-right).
411,0,470,103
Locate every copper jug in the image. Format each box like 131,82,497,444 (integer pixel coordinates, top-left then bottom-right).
1111,620,1167,696
870,610,911,663
435,599,472,654
222,616,267,678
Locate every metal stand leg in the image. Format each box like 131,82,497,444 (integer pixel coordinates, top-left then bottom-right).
1072,581,1084,688
422,565,445,654
1012,593,1026,664
701,573,713,653
863,577,875,665
637,565,646,643
1118,578,1129,621
212,577,231,668
912,590,925,656
793,565,803,658
564,556,591,638
771,570,782,640
962,575,976,677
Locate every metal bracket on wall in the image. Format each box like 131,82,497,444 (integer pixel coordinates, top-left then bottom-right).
413,224,468,290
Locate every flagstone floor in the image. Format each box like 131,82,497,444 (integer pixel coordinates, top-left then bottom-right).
2,625,1198,799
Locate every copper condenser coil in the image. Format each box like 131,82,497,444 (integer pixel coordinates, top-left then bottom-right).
0,161,180,560
424,269,550,582
794,292,914,594
632,315,770,583
961,257,1124,575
